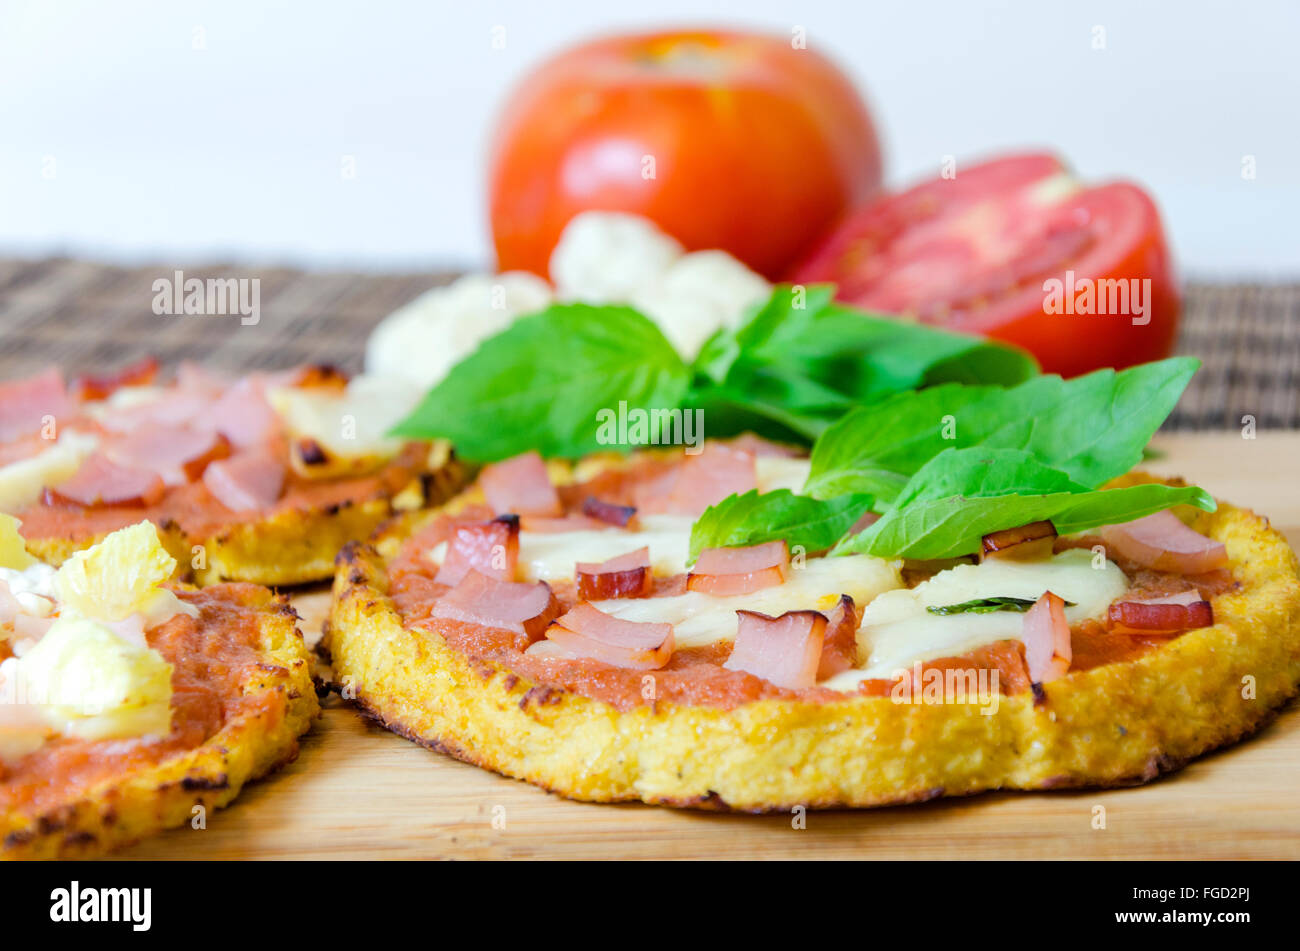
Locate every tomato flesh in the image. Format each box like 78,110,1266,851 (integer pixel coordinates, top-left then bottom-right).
792,153,1180,376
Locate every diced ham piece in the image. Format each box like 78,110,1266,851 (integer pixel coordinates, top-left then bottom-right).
545,602,674,669
434,515,520,585
816,595,859,680
105,424,230,486
95,388,217,434
581,496,637,528
663,444,757,516
519,514,609,533
479,451,561,517
210,376,282,449
1100,510,1228,574
0,368,71,443
1021,591,1071,683
202,449,287,512
981,520,1057,561
724,609,827,689
1107,589,1213,634
576,547,653,600
848,511,881,536
432,570,559,642
44,453,165,508
687,540,789,596
70,356,160,402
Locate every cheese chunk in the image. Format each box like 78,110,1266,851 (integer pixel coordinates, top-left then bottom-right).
753,456,811,495
16,616,173,742
516,515,696,581
595,555,903,649
820,549,1128,691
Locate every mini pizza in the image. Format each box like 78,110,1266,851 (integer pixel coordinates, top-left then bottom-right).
325,441,1300,812
0,518,318,857
0,360,465,585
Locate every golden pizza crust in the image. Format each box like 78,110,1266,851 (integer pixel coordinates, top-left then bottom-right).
22,452,467,587
1,584,320,858
323,468,1300,812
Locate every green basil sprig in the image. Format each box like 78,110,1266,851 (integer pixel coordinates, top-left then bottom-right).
687,489,874,566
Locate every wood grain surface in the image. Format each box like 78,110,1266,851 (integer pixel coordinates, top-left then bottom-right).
114,432,1300,860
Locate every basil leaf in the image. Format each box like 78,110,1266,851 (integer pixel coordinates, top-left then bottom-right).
688,489,875,566
389,303,691,461
806,357,1200,504
834,447,1215,560
927,597,1039,616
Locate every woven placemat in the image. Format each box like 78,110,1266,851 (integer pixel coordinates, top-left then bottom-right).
0,257,1295,431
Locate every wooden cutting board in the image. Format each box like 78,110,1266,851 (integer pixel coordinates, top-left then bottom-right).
116,432,1300,860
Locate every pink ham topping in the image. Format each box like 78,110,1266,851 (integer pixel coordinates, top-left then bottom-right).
724,609,827,689
576,546,653,600
1021,591,1071,683
816,595,859,680
0,367,71,443
434,516,520,586
519,514,609,534
545,602,674,669
636,444,757,516
1107,589,1213,634
210,376,282,449
44,453,165,508
688,540,790,596
202,449,287,512
581,496,637,528
479,451,561,517
431,570,559,642
105,424,230,486
1100,510,1227,574
981,520,1057,561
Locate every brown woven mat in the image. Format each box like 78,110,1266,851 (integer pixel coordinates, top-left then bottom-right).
0,257,1296,431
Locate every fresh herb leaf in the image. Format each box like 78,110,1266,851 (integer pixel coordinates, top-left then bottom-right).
806,358,1199,504
389,304,691,461
688,489,875,566
926,596,1075,616
833,447,1215,560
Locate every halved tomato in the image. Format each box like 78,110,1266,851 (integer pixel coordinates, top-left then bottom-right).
791,153,1180,376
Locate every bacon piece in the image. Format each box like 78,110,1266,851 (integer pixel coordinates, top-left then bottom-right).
545,602,674,669
479,451,561,517
434,515,520,585
664,444,757,516
576,547,653,600
210,376,282,449
43,453,165,508
1100,510,1228,574
70,356,160,402
1021,591,1071,683
581,496,637,528
1107,589,1213,634
816,595,859,680
0,368,71,443
724,609,827,689
519,514,609,533
687,540,789,596
105,424,230,485
202,449,287,511
981,520,1057,561
432,570,559,642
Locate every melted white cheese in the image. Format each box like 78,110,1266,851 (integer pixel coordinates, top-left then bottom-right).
595,555,902,649
515,514,694,581
753,456,811,495
820,549,1128,691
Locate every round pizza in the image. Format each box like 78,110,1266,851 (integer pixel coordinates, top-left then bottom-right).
0,360,464,586
0,518,318,858
325,440,1300,811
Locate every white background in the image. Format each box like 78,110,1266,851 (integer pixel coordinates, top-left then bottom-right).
2,0,1296,276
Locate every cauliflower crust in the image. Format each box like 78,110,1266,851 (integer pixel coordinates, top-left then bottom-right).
22,456,468,587
324,473,1300,812
1,585,320,858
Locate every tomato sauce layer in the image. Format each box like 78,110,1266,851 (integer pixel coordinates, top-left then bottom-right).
0,584,283,814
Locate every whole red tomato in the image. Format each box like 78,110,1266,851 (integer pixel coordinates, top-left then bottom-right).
791,153,1181,376
488,30,883,280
